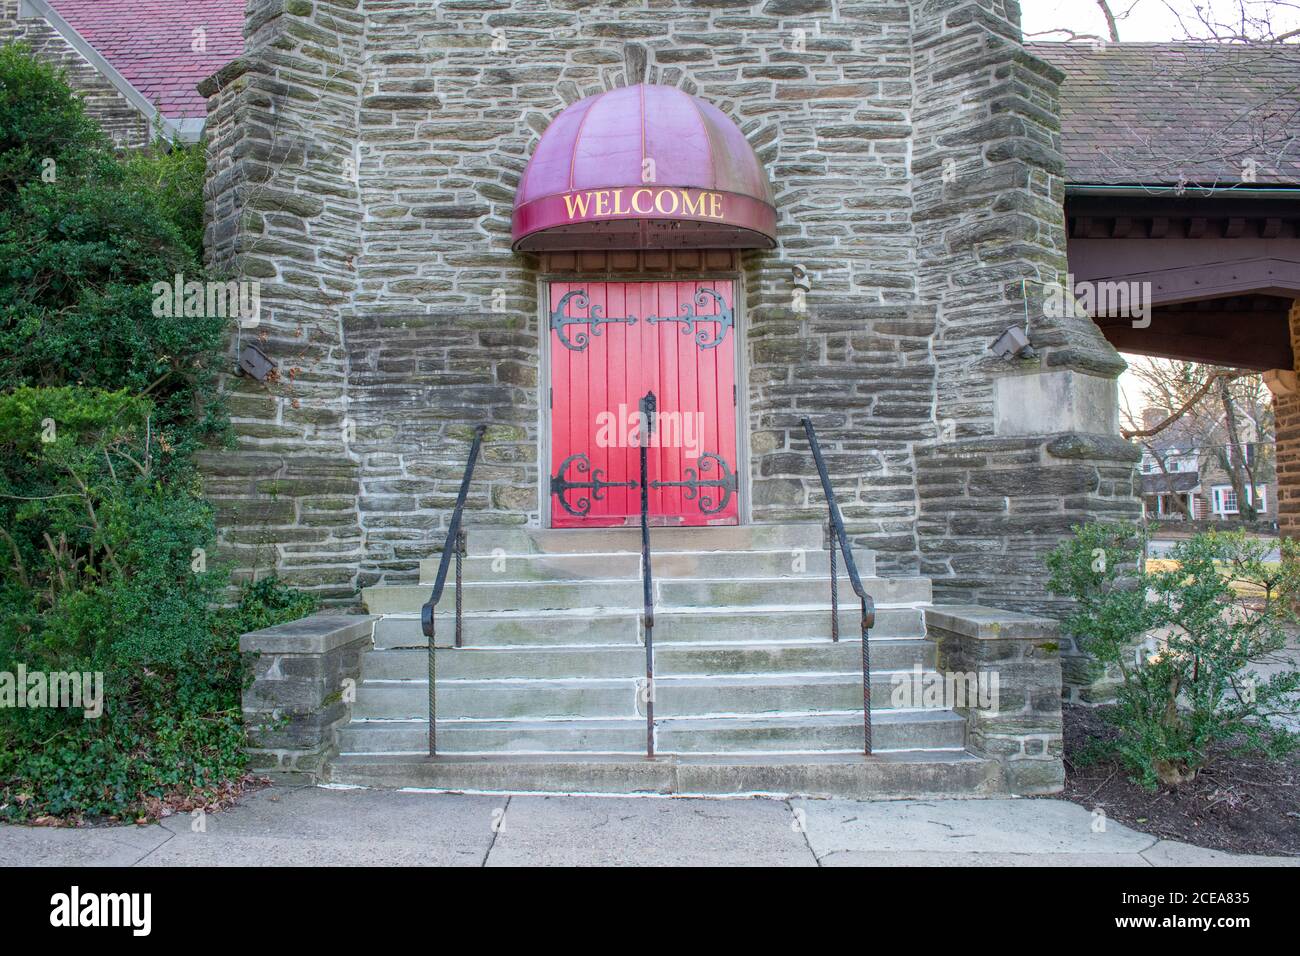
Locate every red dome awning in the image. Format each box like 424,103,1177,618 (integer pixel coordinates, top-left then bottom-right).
512,85,777,252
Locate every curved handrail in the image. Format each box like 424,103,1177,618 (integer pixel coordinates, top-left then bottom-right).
422,423,487,756
801,417,875,755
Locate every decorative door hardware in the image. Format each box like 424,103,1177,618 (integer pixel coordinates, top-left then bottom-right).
550,453,638,517
649,452,737,515
551,451,738,518
551,288,733,352
550,290,638,352
644,288,733,349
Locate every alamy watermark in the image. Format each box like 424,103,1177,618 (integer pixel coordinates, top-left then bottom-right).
1042,274,1152,329
152,274,261,327
0,665,104,718
595,404,705,459
50,887,150,936
890,664,999,714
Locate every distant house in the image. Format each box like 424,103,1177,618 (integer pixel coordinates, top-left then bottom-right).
0,0,243,147
1138,411,1275,521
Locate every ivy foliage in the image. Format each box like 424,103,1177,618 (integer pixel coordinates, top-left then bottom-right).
0,45,315,821
1048,522,1300,789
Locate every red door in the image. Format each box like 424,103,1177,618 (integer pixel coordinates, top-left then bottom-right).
549,280,739,528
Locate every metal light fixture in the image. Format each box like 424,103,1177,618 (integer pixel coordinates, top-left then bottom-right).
990,326,1036,360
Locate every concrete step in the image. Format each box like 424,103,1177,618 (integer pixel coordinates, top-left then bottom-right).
351,672,930,721
323,751,1004,798
650,673,919,718
656,639,932,675
363,575,931,615
373,610,642,648
656,710,966,754
418,548,876,583
338,718,644,755
364,580,642,614
336,710,965,756
372,605,926,648
462,523,825,556
655,606,924,642
354,679,633,721
364,646,641,681
362,639,934,681
658,576,932,609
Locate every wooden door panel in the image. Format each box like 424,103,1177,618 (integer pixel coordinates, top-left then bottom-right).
549,279,739,527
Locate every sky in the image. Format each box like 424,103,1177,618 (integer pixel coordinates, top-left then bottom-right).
1021,0,1300,41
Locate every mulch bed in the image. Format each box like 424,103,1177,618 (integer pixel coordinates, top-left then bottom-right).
1056,704,1300,857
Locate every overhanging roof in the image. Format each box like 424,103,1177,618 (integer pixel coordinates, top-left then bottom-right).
1031,42,1300,187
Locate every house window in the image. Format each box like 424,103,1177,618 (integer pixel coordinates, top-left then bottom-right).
1212,485,1267,515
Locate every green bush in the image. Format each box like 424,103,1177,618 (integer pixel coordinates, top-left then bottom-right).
124,136,207,260
1048,522,1300,789
0,45,314,821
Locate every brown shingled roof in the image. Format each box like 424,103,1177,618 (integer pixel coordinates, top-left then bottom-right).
1029,42,1300,187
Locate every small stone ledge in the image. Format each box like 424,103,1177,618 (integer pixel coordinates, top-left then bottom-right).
1046,432,1142,462
925,604,1057,641
241,613,376,784
926,604,1064,796
240,613,376,655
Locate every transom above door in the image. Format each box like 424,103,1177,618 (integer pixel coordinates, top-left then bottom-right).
547,279,740,528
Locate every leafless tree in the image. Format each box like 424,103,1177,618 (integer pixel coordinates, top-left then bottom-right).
1123,359,1274,520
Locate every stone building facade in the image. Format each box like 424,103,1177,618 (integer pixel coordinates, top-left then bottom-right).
199,0,1138,619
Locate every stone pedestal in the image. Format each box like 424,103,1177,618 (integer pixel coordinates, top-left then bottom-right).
240,613,376,783
926,604,1065,795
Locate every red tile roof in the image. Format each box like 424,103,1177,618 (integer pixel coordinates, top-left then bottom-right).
48,0,245,119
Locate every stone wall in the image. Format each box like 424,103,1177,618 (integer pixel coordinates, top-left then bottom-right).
1274,301,1300,540
200,0,1140,610
909,0,1140,614
0,0,150,148
198,1,367,602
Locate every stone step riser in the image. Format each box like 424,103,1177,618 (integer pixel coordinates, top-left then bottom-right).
362,640,934,681
364,575,931,615
323,754,1004,798
656,607,923,644
373,612,640,648
657,716,965,754
418,548,876,583
351,674,927,721
336,714,965,755
372,606,925,648
464,523,824,556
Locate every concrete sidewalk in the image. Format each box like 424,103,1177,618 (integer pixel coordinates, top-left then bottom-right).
1,787,1295,867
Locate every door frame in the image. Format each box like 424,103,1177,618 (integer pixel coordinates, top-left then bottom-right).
536,271,751,529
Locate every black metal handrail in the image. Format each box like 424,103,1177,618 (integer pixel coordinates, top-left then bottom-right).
801,418,875,756
422,423,487,757
639,391,657,759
